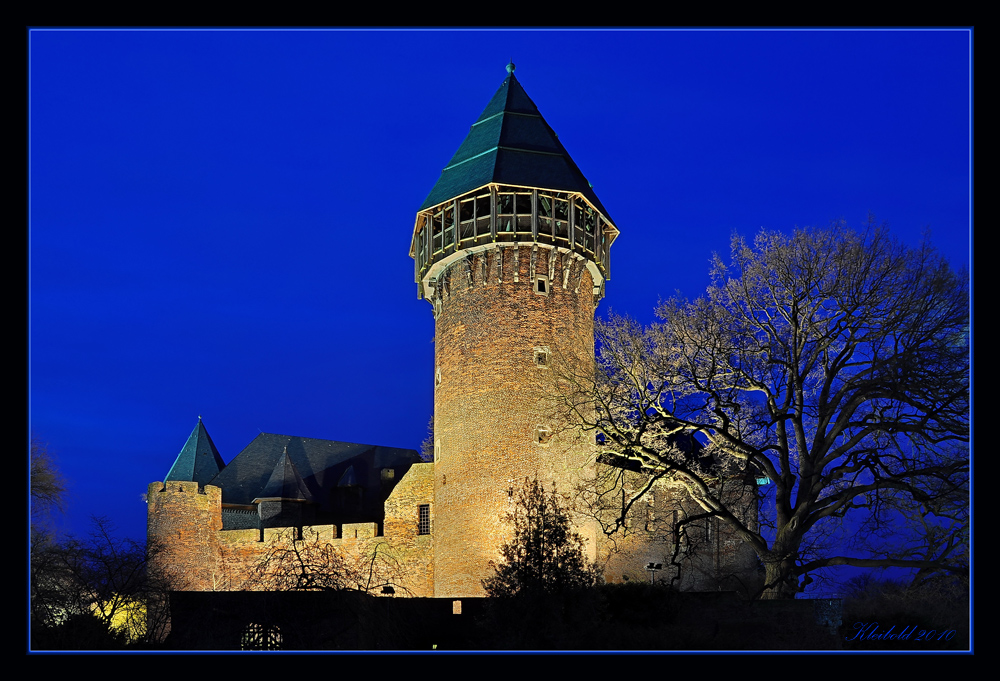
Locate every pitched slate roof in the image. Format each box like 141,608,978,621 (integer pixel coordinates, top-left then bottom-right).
206,432,420,511
254,447,312,502
419,65,615,225
165,417,226,486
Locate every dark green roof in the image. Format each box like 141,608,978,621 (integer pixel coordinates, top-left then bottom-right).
419,70,614,225
165,418,226,486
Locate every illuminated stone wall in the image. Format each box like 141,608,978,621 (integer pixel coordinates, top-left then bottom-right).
595,474,762,595
146,481,222,592
431,244,599,598
147,463,436,598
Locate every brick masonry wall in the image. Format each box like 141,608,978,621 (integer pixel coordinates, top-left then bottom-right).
147,465,436,598
382,462,435,597
431,244,600,598
147,481,222,592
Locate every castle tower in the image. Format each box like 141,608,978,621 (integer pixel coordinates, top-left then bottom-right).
410,64,619,598
147,417,224,591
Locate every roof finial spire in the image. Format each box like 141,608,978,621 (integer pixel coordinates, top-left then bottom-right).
506,59,515,75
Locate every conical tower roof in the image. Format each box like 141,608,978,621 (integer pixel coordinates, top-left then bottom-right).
419,65,615,226
165,417,226,486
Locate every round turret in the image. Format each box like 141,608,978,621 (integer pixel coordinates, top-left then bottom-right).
146,480,222,592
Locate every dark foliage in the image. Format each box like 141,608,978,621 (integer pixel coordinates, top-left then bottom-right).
30,515,172,649
483,477,600,597
478,478,603,649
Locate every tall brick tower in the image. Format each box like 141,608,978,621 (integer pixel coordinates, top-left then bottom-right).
410,64,619,598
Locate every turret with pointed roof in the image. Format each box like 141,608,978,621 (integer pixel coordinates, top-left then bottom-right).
164,416,226,486
418,63,614,220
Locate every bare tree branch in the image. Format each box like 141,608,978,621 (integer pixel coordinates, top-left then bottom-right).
242,528,411,597
551,221,969,599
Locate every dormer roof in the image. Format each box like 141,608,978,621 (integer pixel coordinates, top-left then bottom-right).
253,447,312,503
206,432,420,512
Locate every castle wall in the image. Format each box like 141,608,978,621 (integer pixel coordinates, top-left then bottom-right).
431,245,598,598
382,462,435,597
595,472,761,596
147,463,436,600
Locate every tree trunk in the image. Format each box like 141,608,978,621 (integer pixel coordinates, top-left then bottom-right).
761,548,798,600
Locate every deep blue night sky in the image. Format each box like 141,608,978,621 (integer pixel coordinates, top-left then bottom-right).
29,29,971,550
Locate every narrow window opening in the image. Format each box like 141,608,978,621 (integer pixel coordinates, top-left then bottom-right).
534,275,549,295
534,346,550,367
418,504,431,535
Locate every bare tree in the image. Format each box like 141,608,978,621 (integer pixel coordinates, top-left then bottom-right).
29,439,174,647
30,436,66,524
554,221,969,599
419,415,434,463
586,444,761,594
31,515,173,647
242,528,409,596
